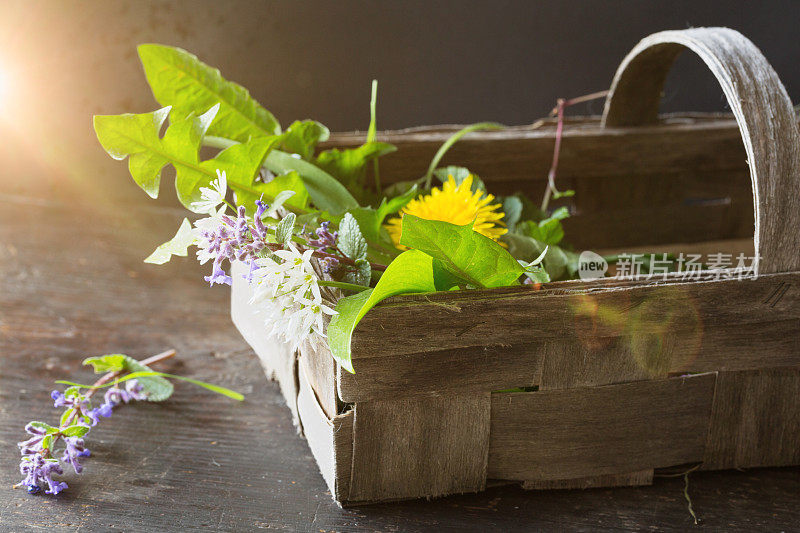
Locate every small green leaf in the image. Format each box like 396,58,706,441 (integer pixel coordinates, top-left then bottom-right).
344,258,371,286
64,386,81,398
144,219,196,265
138,44,281,142
280,120,330,160
328,250,453,372
122,355,174,402
338,213,368,261
502,233,579,281
83,354,128,373
502,196,523,232
552,189,575,200
28,421,57,434
399,215,524,288
60,409,75,428
264,150,360,214
42,435,53,450
275,213,296,245
62,425,90,438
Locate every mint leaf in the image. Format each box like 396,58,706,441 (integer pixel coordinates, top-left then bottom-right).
122,356,174,402
138,44,280,142
345,258,371,286
275,213,296,245
28,421,57,434
82,354,128,373
62,425,90,438
399,215,523,288
338,213,367,261
263,150,360,214
144,219,195,265
328,249,453,372
502,196,523,232
281,120,330,160
60,409,75,428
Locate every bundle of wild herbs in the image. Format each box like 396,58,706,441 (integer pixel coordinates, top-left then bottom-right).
95,45,598,373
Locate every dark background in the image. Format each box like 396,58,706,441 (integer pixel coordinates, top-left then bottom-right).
0,0,798,204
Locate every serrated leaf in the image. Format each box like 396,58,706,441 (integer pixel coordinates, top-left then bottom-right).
62,425,90,438
94,106,282,211
144,218,196,265
281,120,330,160
138,44,280,142
345,258,371,286
338,213,368,261
328,250,454,372
264,150,359,214
83,354,128,373
121,356,174,402
399,215,524,288
275,213,296,245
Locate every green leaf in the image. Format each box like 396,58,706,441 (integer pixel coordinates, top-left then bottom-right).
345,258,371,286
138,44,280,142
399,215,523,288
64,386,81,398
60,409,75,428
338,213,368,261
517,207,570,245
264,149,360,213
423,122,504,188
28,421,57,434
376,185,417,222
122,355,174,402
280,120,330,160
328,249,453,372
433,166,486,194
120,371,244,401
94,106,281,211
502,233,579,281
83,354,128,373
275,213,296,245
144,219,195,265
42,435,53,450
502,196,523,232
315,141,397,199
234,171,309,215
62,425,90,438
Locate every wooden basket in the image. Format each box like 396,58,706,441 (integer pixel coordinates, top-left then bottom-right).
231,27,800,506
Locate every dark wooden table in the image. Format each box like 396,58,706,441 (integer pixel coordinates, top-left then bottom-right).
1,194,798,531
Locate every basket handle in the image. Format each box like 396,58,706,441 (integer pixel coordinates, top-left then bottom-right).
602,27,800,275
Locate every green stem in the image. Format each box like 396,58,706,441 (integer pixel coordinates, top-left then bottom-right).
423,122,504,190
318,280,370,292
368,80,381,193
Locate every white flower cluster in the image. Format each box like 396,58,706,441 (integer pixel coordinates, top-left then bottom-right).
250,244,337,350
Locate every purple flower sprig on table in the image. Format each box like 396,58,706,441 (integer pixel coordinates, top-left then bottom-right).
14,350,243,496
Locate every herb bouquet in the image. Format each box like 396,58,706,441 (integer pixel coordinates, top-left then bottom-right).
94,45,576,373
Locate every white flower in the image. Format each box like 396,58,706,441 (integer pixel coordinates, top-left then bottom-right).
192,169,227,214
249,244,336,350
192,205,227,265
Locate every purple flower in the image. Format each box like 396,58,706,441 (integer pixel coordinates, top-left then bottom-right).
204,257,233,286
104,386,132,406
91,403,113,420
253,198,269,239
51,389,97,425
306,221,338,250
17,423,47,456
51,390,69,408
62,436,89,474
19,454,68,495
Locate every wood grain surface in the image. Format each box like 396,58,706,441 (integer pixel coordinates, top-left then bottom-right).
0,194,798,530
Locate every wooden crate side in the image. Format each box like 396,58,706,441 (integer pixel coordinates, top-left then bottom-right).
351,273,800,377
702,367,800,470
296,363,354,502
487,373,717,481
299,342,339,419
337,342,545,403
522,470,654,491
346,393,490,503
231,262,299,425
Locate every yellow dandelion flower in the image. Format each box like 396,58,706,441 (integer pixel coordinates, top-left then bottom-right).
385,174,507,249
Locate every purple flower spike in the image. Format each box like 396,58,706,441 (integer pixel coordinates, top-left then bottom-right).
62,436,89,474
51,390,68,408
19,453,67,495
104,386,132,407
204,258,233,286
